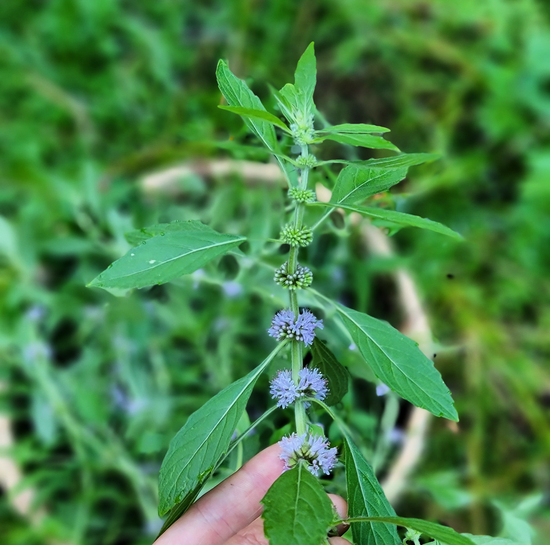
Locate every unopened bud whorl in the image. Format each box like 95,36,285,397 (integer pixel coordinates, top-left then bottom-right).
274,262,313,290
280,224,313,247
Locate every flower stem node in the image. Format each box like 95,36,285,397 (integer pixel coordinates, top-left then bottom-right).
280,224,313,247
295,155,318,170
270,368,329,408
268,309,323,346
274,262,313,290
290,112,315,146
288,187,316,204
279,432,338,476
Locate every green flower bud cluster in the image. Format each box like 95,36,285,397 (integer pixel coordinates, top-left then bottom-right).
295,154,318,169
288,187,316,204
280,224,313,247
274,261,313,290
290,112,315,145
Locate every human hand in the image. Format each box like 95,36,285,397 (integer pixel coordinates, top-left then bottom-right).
154,443,351,545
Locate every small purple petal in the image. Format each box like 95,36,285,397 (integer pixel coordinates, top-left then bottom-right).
376,383,391,397
278,432,337,476
270,370,298,408
268,308,323,346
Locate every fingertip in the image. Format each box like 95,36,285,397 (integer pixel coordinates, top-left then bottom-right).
327,493,348,519
329,538,353,545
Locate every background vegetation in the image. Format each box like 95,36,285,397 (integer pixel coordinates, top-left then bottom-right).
1,0,548,544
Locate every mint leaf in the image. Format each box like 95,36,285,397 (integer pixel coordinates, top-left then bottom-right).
309,202,463,240
317,123,390,134
345,437,401,545
318,132,399,152
336,303,458,421
331,166,408,205
262,463,335,545
89,225,245,289
218,105,291,132
311,338,349,405
158,347,283,516
346,517,475,545
157,481,206,536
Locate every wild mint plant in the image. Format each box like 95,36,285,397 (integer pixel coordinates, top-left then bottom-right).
87,44,502,545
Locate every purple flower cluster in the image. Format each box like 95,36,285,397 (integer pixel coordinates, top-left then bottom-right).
278,432,338,476
268,309,323,346
270,368,328,408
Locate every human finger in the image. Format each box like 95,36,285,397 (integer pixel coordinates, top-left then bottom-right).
155,444,284,545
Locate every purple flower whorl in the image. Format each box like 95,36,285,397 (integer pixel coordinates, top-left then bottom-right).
270,368,329,408
278,432,338,476
267,309,323,346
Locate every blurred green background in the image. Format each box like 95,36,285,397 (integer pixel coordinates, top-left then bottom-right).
1,0,549,544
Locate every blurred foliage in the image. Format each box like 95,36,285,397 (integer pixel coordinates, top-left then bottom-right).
1,0,549,544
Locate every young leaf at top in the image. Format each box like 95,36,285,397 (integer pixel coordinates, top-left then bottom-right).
158,345,284,516
316,132,399,152
345,437,401,545
293,42,317,112
330,166,409,205
343,517,475,545
335,303,458,421
311,338,349,405
218,105,291,132
262,463,335,545
316,123,390,135
216,59,299,187
309,202,463,240
88,223,245,290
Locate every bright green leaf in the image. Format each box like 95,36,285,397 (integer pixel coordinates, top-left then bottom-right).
311,338,349,405
218,105,291,132
345,517,475,545
294,42,317,112
461,535,522,545
317,123,390,134
330,166,408,205
351,153,440,169
262,463,335,545
335,303,458,421
89,224,245,290
124,220,213,246
318,132,399,151
158,345,285,516
309,202,463,240
345,437,401,545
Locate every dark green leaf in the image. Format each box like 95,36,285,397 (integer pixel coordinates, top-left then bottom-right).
158,347,284,516
330,166,408,205
336,303,458,421
262,463,335,545
345,437,401,545
89,225,245,289
218,105,291,132
318,132,399,152
311,338,349,405
317,123,390,134
309,202,463,241
124,220,212,246
345,517,475,545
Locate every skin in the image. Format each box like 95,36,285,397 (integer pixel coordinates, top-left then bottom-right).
154,443,351,545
